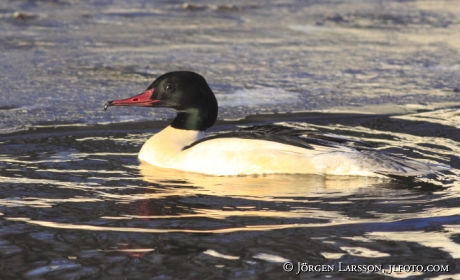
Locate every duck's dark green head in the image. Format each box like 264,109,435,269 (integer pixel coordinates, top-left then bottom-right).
105,71,218,131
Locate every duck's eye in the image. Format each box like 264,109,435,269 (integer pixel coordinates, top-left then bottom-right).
165,83,175,92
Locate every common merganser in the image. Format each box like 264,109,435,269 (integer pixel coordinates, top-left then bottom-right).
104,71,448,177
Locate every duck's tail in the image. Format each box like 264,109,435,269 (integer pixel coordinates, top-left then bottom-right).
358,150,450,177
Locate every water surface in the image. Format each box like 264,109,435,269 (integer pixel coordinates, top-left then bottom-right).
1,0,460,279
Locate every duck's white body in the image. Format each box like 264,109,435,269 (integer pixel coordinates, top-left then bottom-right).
138,126,428,177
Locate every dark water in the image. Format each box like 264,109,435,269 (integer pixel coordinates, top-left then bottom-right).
1,0,460,279
1,111,459,279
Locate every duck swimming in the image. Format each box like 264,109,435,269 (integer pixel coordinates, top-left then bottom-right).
104,71,447,177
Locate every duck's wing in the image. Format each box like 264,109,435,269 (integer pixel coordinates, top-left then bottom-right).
183,124,373,151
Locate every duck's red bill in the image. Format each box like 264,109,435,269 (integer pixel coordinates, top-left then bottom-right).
104,89,157,110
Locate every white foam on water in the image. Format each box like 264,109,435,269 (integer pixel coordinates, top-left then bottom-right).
216,88,299,107
288,24,331,34
252,253,290,263
203,249,240,260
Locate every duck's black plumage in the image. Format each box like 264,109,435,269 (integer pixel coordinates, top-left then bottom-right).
183,124,374,151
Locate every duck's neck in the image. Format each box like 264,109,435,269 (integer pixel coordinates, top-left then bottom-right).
170,107,217,131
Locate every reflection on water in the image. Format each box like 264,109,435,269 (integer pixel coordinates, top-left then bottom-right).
0,110,459,278
139,162,389,200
